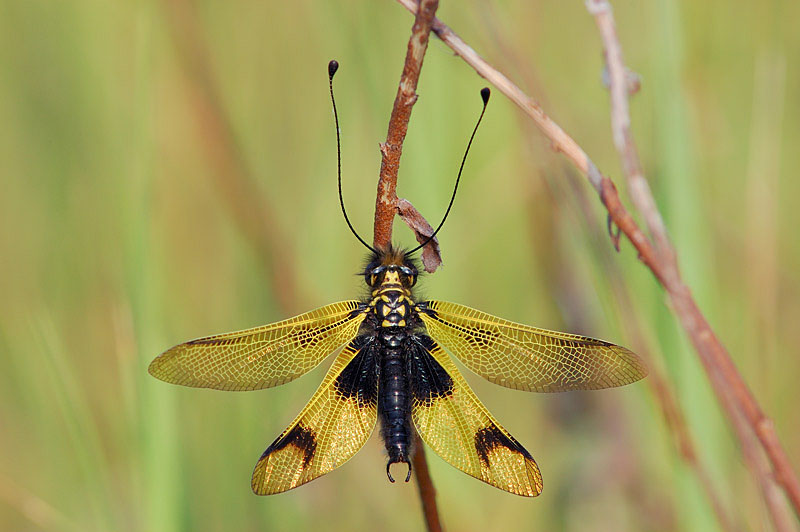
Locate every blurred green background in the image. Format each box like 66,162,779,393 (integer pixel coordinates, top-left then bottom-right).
1,0,798,530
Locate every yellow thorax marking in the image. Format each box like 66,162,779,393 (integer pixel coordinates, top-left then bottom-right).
383,270,401,285
372,288,413,303
371,290,413,305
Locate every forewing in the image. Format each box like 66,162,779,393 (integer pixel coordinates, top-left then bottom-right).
409,335,542,497
251,337,379,495
149,301,366,391
419,301,647,392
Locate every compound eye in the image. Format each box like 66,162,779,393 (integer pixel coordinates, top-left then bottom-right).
367,266,386,287
398,266,416,286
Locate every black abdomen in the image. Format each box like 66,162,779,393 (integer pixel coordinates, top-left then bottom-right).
378,333,412,482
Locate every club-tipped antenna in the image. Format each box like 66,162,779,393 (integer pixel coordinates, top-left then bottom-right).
407,87,491,255
329,60,377,254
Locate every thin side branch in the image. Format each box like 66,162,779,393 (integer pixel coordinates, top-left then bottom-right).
585,0,675,269
587,0,800,522
491,2,735,522
374,0,440,249
577,169,736,531
397,0,800,521
731,393,798,532
395,0,597,187
375,2,444,531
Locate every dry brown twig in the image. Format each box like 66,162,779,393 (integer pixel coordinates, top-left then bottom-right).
166,0,798,524
729,389,798,532
373,2,443,531
397,0,800,522
585,0,675,268
166,0,439,526
482,5,735,526
375,0,444,274
586,0,799,524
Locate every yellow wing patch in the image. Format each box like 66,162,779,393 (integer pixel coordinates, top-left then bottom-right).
419,301,647,392
410,337,543,497
149,301,366,391
251,338,378,495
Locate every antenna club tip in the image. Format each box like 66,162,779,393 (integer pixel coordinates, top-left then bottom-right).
328,60,339,78
480,87,491,104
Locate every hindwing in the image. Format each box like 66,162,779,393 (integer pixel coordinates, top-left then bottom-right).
408,335,543,497
418,301,647,392
251,336,379,495
149,301,366,391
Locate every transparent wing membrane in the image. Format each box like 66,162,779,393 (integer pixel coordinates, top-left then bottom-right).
419,301,647,393
149,301,366,391
410,336,543,497
251,339,378,495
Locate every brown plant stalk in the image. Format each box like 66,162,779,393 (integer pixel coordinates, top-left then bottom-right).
374,0,440,251
481,4,735,525
167,0,444,526
586,0,798,525
604,230,740,530
561,167,738,531
374,2,443,531
397,0,800,521
730,388,798,532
